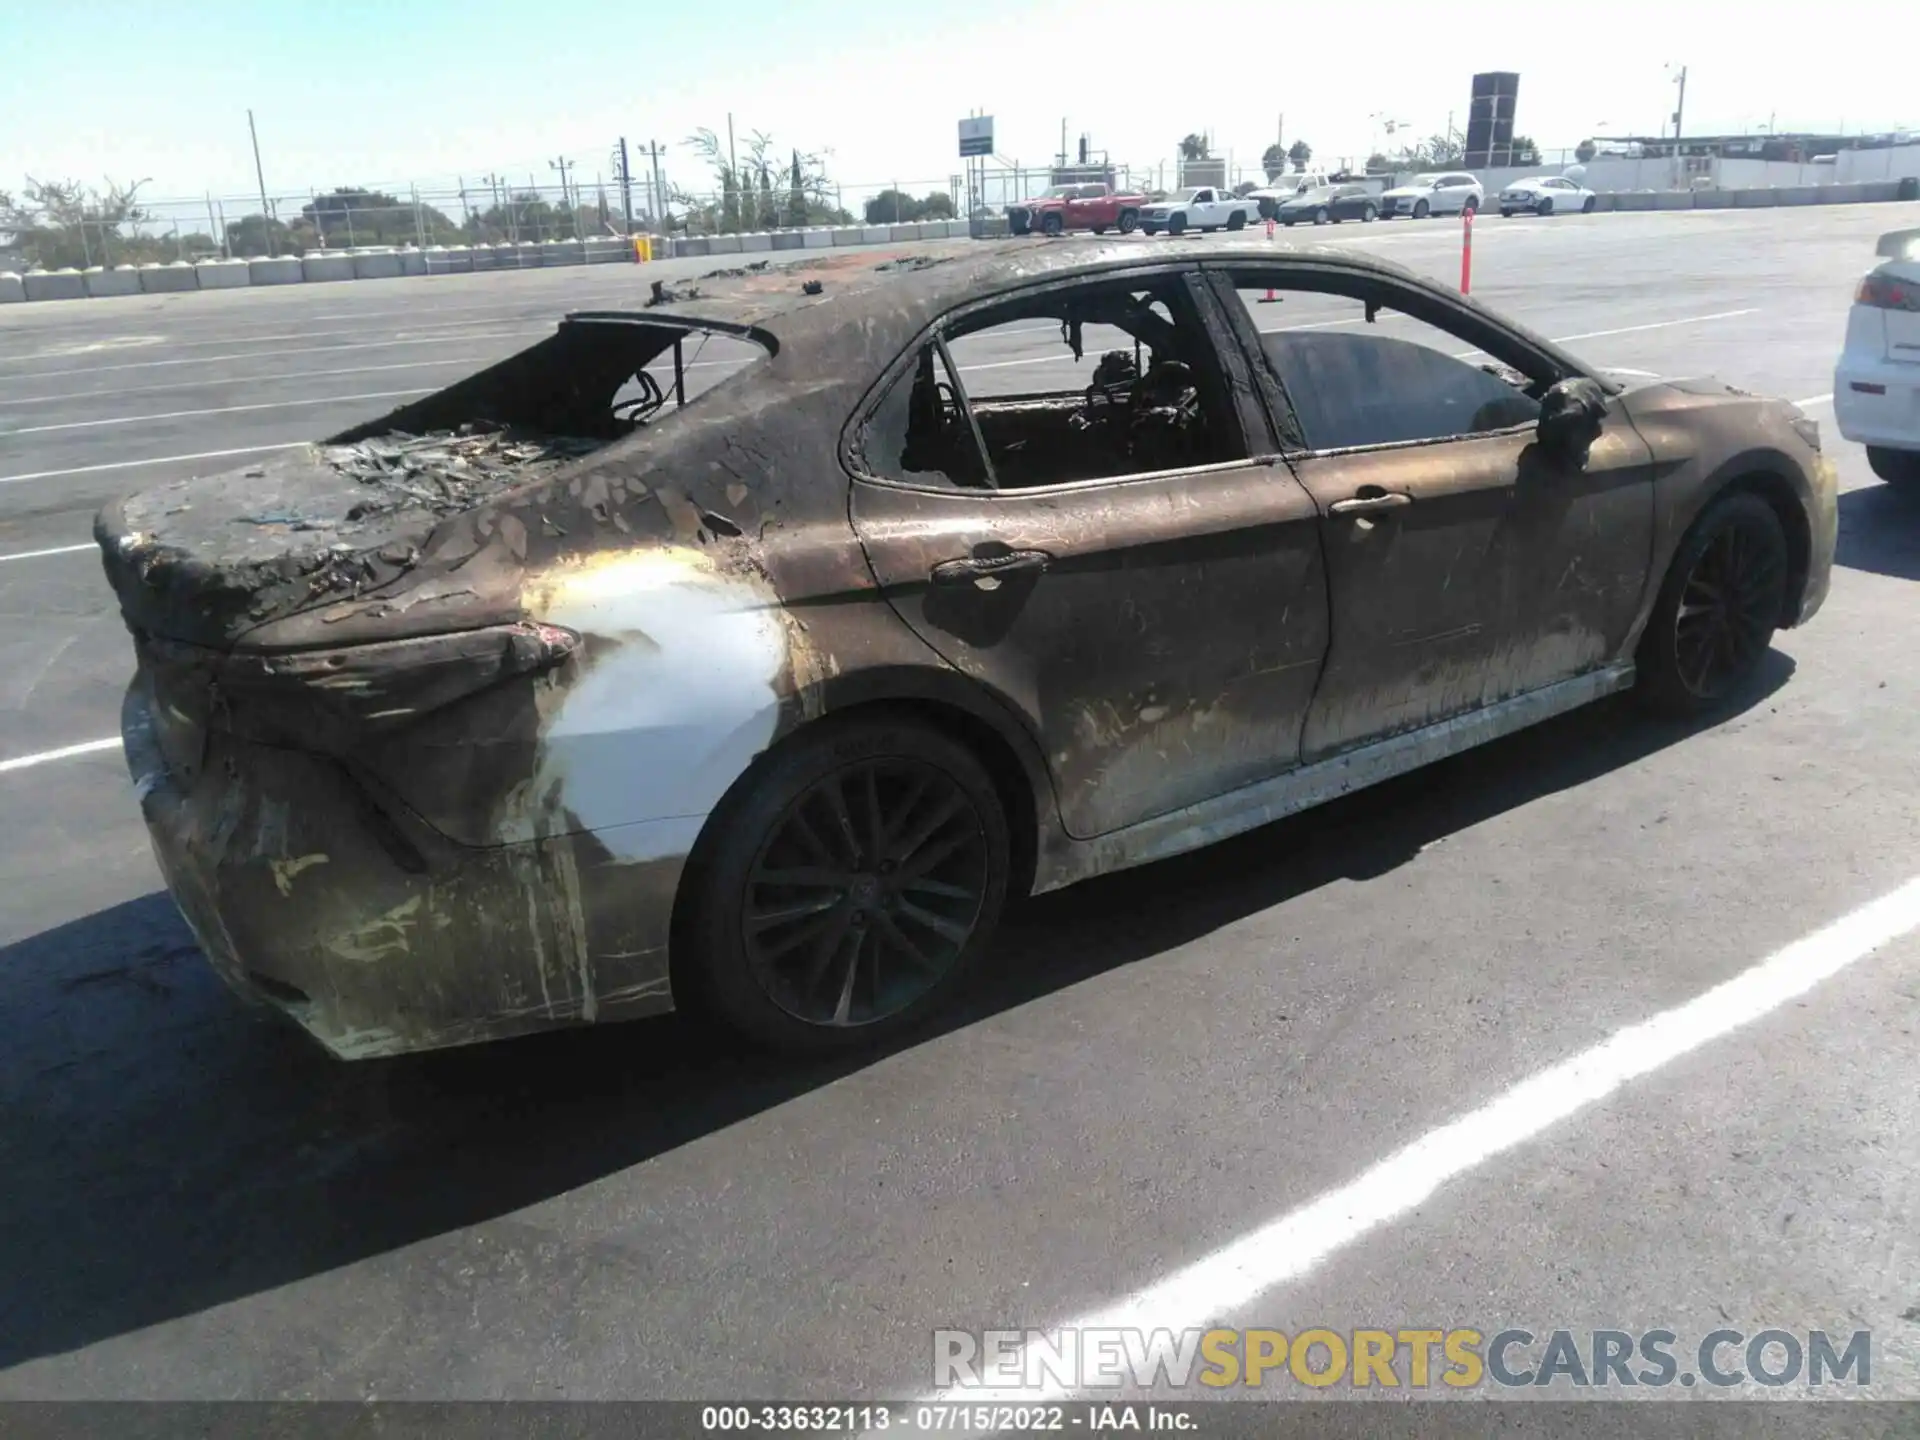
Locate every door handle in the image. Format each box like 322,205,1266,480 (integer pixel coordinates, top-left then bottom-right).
930,549,1054,586
1328,492,1412,517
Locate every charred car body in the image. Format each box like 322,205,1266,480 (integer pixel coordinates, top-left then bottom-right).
97,239,1837,1060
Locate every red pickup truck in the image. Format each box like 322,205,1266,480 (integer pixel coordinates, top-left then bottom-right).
1006,182,1147,236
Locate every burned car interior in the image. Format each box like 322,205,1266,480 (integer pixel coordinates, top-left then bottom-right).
866,276,1244,490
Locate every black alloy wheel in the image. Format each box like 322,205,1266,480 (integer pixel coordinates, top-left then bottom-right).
1636,492,1788,716
683,716,1011,1054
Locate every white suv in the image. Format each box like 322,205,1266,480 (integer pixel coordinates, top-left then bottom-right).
1378,171,1483,219
1834,226,1920,488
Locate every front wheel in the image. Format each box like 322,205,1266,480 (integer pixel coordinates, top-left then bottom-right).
1868,446,1920,488
1634,492,1789,718
1117,209,1139,234
1412,199,1430,219
679,714,1013,1055
1167,213,1187,236
1040,212,1064,236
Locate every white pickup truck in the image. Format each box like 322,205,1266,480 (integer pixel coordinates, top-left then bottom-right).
1137,186,1255,236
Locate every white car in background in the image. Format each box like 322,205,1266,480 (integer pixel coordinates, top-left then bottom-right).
1498,175,1598,216
1378,171,1483,219
1137,186,1255,236
1246,171,1334,219
1834,226,1920,488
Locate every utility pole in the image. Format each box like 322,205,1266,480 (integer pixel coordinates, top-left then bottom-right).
1671,64,1688,141
550,155,575,214
247,108,275,256
727,113,738,186
647,141,666,232
615,137,635,231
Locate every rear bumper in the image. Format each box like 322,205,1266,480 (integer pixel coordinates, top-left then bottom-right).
1833,356,1920,450
123,679,681,1060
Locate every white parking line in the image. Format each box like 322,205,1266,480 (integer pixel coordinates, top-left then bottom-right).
0,737,121,775
916,873,1920,1413
0,356,484,409
0,443,305,486
4,388,436,437
1797,393,1833,408
6,328,546,381
0,542,94,564
1551,308,1759,344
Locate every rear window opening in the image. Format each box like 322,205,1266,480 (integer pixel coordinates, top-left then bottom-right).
327,313,773,465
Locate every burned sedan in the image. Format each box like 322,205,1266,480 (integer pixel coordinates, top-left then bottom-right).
96,239,1837,1060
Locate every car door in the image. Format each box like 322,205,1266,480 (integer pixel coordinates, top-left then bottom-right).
847,265,1331,839
1207,263,1656,761
1190,187,1215,224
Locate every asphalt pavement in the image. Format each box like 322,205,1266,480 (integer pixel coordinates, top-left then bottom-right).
2,205,1918,1405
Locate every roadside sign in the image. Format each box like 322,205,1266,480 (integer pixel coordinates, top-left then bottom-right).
959,116,994,158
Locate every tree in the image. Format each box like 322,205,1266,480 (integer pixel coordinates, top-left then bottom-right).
0,175,151,269
300,187,460,247
1365,152,1392,174
864,189,919,224
1261,143,1287,181
921,190,955,220
1508,135,1540,164
1179,133,1210,162
682,123,839,234
1575,139,1598,164
1287,140,1313,172
1422,132,1464,166
786,150,808,228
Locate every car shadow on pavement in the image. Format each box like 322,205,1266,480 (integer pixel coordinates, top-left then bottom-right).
0,653,1793,1372
1836,481,1920,582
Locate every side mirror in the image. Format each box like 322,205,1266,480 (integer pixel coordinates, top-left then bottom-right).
1536,377,1608,463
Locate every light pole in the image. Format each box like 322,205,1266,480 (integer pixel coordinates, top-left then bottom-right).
246,109,275,255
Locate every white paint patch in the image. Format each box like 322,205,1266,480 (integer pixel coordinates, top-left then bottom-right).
518,549,787,862
900,873,1920,1415
0,736,121,775
32,335,166,359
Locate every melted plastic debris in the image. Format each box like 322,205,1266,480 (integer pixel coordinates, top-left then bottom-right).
319,424,602,523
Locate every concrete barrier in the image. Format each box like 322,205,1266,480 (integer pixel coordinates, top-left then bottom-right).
773,231,805,251
1775,186,1821,207
425,246,472,273
248,256,305,286
1653,191,1694,211
801,228,834,249
888,223,919,241
140,261,199,293
352,249,404,279
512,243,545,268
196,259,252,288
399,247,428,276
1610,192,1655,211
84,265,142,297
584,237,631,264
302,252,357,281
1863,181,1903,203
543,240,585,266
740,232,773,253
1732,189,1778,208
860,225,891,244
0,273,25,304
831,227,863,245
710,234,743,255
24,269,86,301
1691,190,1733,209
677,236,711,257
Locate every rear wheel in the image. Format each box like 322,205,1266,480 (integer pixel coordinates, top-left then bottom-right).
1117,209,1139,234
1582,195,1597,214
1634,492,1789,718
1090,225,1107,235
1538,197,1555,216
1227,210,1247,231
1314,207,1330,225
681,715,1012,1055
1868,446,1920,488
1463,197,1478,216
1362,204,1377,222
1501,208,1516,217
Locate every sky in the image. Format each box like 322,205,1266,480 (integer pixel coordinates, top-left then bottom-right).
2,0,1914,217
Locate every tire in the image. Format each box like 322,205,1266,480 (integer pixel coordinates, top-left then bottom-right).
1142,225,1161,236
1413,199,1430,219
1463,197,1478,216
1283,217,1297,227
1168,213,1187,236
1362,204,1377,222
1633,492,1789,718
1501,208,1516,218
1867,446,1920,487
1117,209,1139,234
679,713,1013,1056
1582,196,1597,214
1040,212,1064,237
1314,207,1329,226
1091,226,1107,235
1538,198,1554,217
1227,210,1247,231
